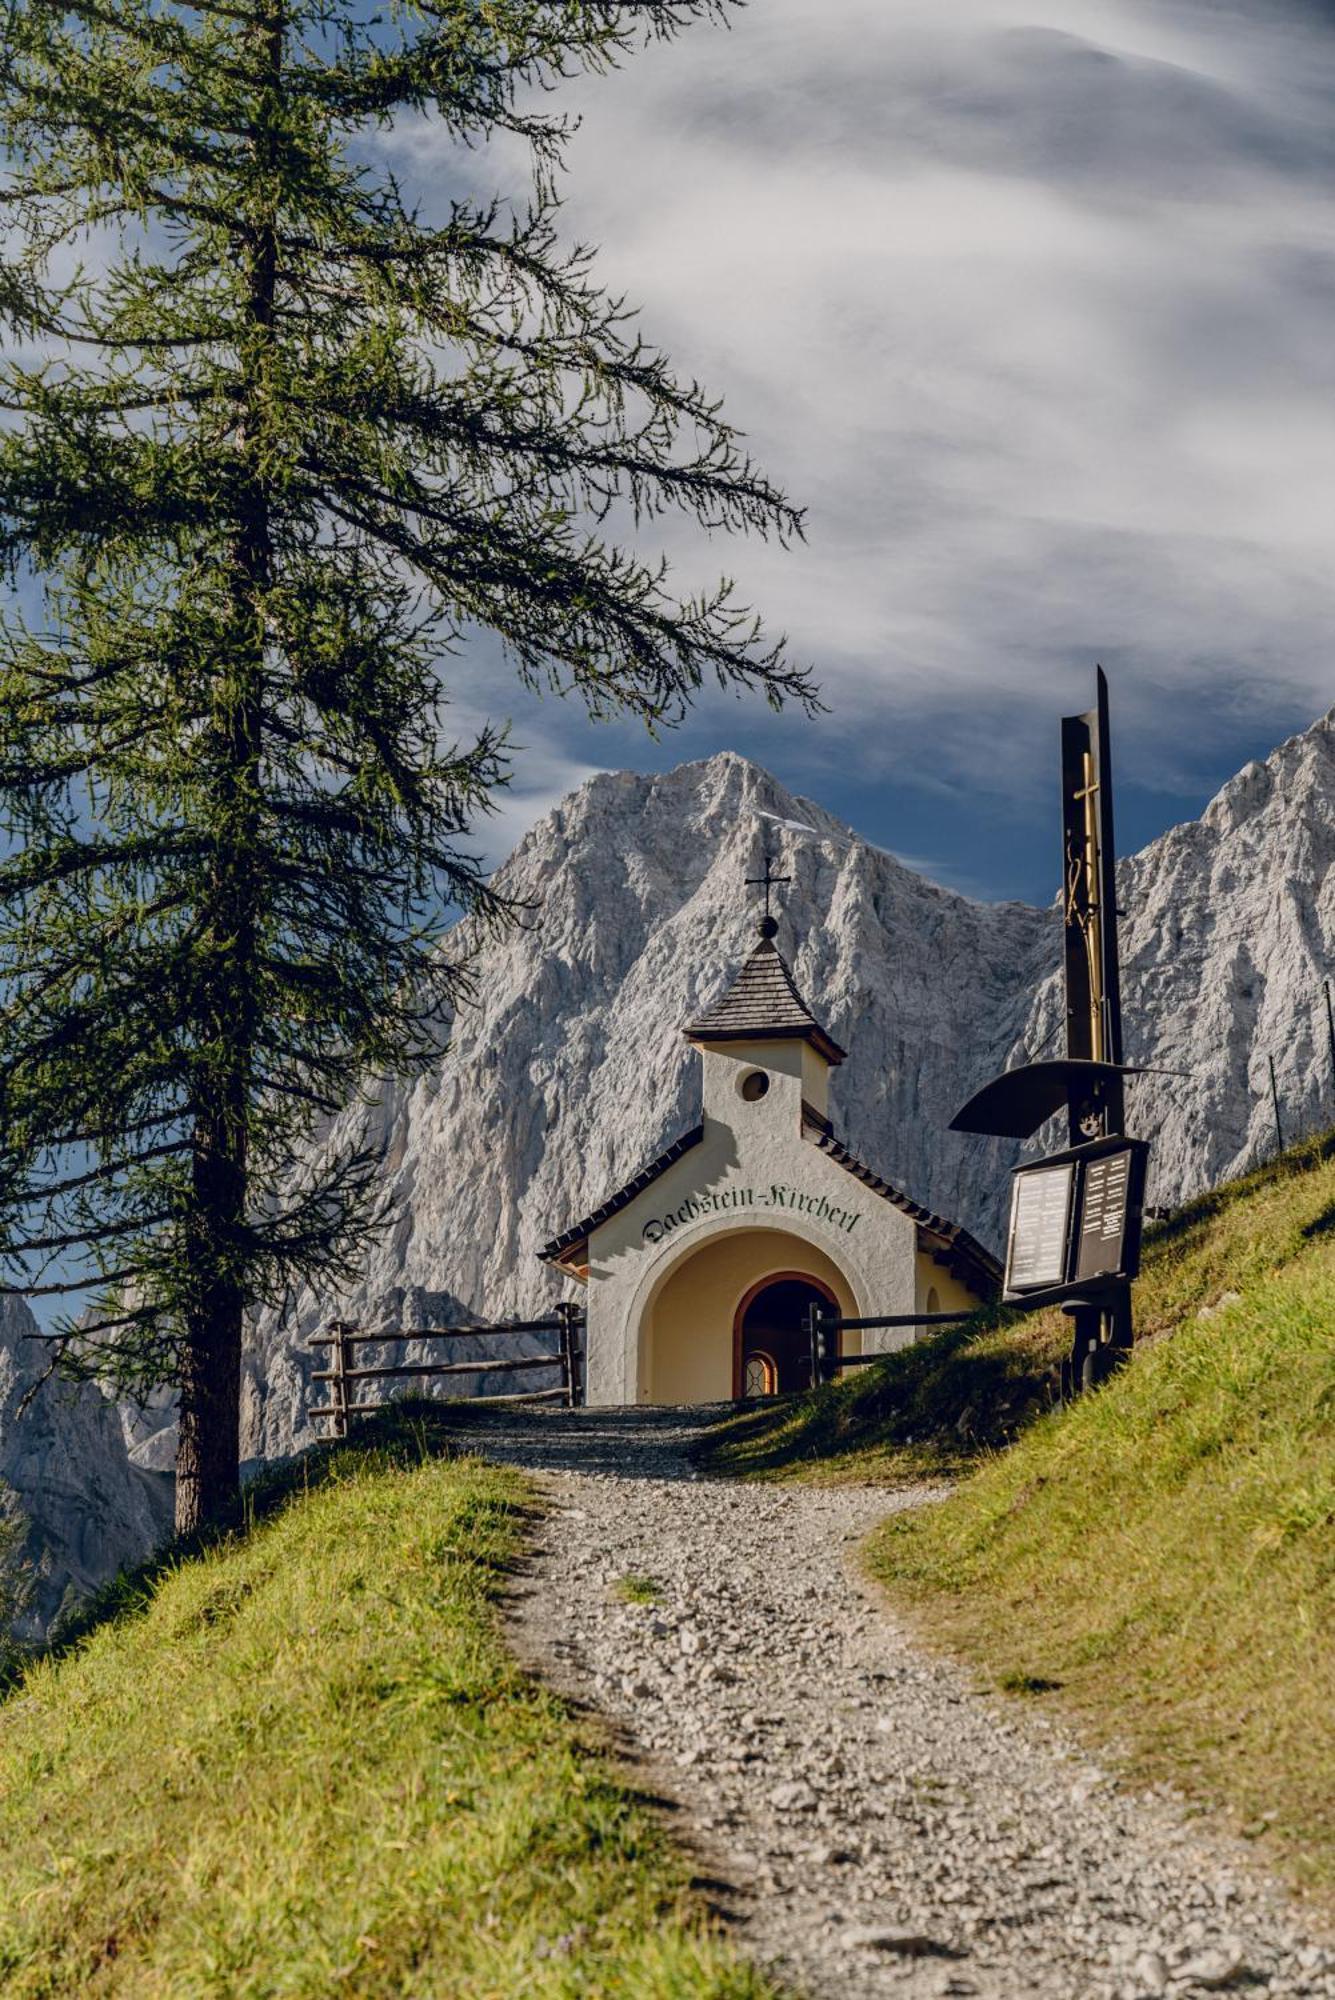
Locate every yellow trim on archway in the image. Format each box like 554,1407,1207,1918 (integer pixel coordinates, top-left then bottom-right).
640,1225,860,1405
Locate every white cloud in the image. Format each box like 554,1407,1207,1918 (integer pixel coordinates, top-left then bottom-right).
486,0,1335,795
371,0,1335,886
473,744,607,871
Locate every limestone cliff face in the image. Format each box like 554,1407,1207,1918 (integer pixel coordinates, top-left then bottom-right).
1013,711,1335,1207
0,1295,171,1643
209,709,1335,1459
242,749,1048,1457
23,712,1335,1628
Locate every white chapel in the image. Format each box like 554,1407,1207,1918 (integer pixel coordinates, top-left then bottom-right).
539,909,999,1406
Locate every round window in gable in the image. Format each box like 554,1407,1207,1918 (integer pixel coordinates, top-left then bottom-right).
738,1068,770,1102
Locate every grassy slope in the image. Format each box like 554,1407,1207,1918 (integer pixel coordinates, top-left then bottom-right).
710,1137,1335,1905
705,1134,1335,1488
702,1300,1043,1486
0,1413,769,1999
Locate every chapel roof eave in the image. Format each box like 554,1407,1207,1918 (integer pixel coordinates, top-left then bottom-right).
684,1020,848,1067
536,1109,1002,1305
805,1126,1002,1299
537,1123,705,1268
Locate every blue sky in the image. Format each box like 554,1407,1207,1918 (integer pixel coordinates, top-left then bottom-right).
411,0,1335,906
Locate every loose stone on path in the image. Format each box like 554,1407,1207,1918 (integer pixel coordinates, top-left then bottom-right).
446,1405,1334,2000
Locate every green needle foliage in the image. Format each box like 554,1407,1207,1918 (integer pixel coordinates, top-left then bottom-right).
0,0,812,1534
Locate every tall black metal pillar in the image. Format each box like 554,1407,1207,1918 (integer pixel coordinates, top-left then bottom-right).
1060,668,1132,1389
1061,666,1125,1138
951,671,1149,1402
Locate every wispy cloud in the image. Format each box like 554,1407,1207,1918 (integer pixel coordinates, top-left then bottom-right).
399,0,1335,892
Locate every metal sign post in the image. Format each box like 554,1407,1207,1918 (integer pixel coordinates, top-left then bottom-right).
1057,669,1134,1388
951,669,1149,1396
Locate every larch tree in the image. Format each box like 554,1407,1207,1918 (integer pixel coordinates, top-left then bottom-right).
0,0,812,1534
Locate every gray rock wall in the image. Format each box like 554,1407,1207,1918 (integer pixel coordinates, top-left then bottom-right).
16,708,1335,1596
0,1295,171,1643
248,714,1335,1457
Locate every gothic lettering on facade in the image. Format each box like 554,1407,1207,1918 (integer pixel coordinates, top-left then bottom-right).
641,1183,863,1246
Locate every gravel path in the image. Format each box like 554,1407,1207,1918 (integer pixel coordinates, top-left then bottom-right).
446,1404,1332,2000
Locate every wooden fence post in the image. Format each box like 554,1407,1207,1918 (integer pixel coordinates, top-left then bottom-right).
329,1319,352,1439
555,1301,581,1408
822,1309,839,1386
305,1307,589,1436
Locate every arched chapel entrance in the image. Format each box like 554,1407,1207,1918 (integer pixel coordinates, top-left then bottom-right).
641,1226,859,1404
735,1273,836,1398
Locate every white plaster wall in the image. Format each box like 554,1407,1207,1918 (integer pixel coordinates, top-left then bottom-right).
699,1035,807,1128
583,1037,918,1405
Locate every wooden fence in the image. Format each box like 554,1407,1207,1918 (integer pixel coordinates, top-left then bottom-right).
309,1303,585,1437
805,1304,974,1387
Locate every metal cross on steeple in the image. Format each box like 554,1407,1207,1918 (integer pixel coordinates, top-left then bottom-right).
746,853,791,932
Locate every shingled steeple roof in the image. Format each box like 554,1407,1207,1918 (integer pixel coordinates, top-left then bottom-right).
682,916,847,1066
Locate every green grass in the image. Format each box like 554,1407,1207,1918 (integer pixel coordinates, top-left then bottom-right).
704,1130,1335,1488
613,1574,662,1606
0,1409,771,1998
700,1300,1048,1486
862,1136,1335,1905
703,1132,1335,1905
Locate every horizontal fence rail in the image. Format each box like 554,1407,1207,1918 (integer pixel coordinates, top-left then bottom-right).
804,1303,975,1387
309,1304,585,1437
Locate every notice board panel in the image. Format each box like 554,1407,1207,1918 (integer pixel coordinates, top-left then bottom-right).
1006,1162,1075,1292
1003,1138,1148,1303
1074,1147,1135,1282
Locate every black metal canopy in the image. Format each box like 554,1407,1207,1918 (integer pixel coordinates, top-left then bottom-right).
950,1059,1144,1140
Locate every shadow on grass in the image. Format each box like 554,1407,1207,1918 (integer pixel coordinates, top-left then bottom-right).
1,1400,463,1698
714,1124,1335,1486
701,1309,1057,1482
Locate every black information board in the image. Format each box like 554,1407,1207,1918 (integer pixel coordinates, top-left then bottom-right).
1074,1147,1134,1282
1003,1139,1147,1302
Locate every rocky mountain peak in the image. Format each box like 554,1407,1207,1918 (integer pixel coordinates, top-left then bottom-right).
19,709,1335,1565
243,746,1061,1457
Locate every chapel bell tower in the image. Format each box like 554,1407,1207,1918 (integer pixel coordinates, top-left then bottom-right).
682,904,847,1129
538,851,1000,1410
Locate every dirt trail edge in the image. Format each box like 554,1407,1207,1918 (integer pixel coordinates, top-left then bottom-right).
444,1404,1332,2000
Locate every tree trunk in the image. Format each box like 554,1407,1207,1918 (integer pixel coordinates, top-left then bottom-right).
172,704,261,1538
173,0,281,1537
175,1243,245,1535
